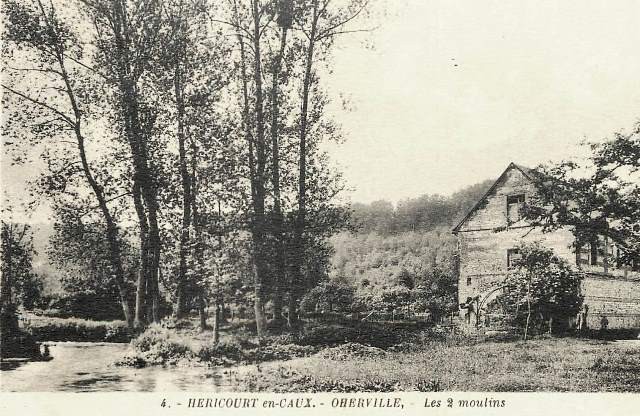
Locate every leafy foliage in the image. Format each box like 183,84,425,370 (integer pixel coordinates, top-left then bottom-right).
522,126,640,265
46,212,137,320
300,280,354,313
24,314,130,342
495,242,583,333
1,221,43,310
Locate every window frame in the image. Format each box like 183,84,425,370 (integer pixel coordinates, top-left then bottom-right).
506,193,526,225
590,240,598,266
507,248,522,269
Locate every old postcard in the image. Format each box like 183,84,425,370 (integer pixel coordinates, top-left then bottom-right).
1,0,639,415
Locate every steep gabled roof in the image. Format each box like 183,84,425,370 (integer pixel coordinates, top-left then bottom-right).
452,162,539,234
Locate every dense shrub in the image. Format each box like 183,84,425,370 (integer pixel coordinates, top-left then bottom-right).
246,344,318,362
198,340,246,365
317,342,386,360
46,292,125,321
227,334,259,349
296,325,360,346
129,325,194,364
262,333,299,346
300,281,354,314
296,322,414,348
1,306,43,359
496,242,583,334
329,229,459,320
24,315,130,342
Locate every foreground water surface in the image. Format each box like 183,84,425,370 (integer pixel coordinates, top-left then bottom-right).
0,342,241,392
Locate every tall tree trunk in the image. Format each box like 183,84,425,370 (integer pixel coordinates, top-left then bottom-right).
174,62,191,320
78,131,133,329
0,225,13,309
212,299,219,343
269,25,289,328
132,180,149,328
190,138,207,331
290,1,319,325
524,278,531,341
142,168,161,324
48,25,133,328
111,0,161,325
0,224,18,351
219,296,227,323
198,294,208,333
241,0,268,337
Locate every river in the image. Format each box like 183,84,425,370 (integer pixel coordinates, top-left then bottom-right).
0,342,247,392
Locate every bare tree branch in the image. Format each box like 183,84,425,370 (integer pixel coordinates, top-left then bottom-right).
1,84,75,127
316,0,369,40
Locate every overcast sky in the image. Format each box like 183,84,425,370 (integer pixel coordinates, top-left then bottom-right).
4,0,640,222
323,0,640,203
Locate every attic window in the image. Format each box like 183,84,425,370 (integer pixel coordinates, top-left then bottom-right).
507,248,522,268
507,194,525,224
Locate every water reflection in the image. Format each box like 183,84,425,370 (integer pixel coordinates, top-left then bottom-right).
0,342,243,392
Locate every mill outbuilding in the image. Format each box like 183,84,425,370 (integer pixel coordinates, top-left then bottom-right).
452,162,640,329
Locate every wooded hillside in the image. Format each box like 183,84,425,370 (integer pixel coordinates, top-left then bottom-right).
310,180,495,318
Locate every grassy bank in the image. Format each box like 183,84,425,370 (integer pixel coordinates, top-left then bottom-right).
232,337,640,392
23,314,131,343
116,317,433,368
116,323,320,367
116,315,640,392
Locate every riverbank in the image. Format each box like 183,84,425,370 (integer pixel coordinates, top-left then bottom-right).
22,314,131,343
1,309,49,361
116,317,433,368
116,322,319,368
119,317,640,392
5,313,640,392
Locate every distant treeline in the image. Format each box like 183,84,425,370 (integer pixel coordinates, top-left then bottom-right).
350,179,494,235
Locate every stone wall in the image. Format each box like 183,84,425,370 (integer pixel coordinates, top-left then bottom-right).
457,166,536,232
582,275,640,329
458,226,576,307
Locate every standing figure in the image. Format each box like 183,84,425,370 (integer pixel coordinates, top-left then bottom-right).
599,315,609,338
578,304,589,334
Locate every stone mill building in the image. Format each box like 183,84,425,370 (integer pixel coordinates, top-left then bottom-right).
452,162,640,329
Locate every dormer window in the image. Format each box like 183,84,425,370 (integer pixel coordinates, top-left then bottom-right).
507,194,525,224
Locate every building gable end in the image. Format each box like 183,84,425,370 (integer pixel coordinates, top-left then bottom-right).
452,162,537,234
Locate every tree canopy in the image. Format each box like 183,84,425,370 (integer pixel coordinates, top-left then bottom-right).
523,125,640,267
